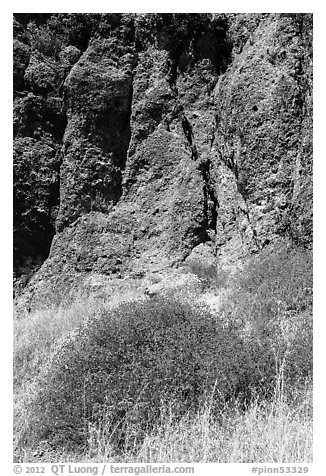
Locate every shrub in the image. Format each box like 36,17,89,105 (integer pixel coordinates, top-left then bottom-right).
27,22,62,59
185,259,229,290
222,246,313,394
22,298,259,453
26,15,99,59
236,246,312,312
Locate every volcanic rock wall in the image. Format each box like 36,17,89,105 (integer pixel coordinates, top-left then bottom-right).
13,13,313,305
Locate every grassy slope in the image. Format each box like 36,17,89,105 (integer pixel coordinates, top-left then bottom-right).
14,245,313,463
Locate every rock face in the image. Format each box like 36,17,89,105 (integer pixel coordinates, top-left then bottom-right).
213,13,313,261
13,14,313,307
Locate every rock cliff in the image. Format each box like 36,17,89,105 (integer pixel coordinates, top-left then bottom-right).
13,13,313,308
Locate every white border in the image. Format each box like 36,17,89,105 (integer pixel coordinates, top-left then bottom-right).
2,3,325,474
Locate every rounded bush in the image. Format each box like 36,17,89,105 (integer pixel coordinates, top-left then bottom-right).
24,298,252,452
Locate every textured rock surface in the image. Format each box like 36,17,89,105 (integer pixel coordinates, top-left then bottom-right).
213,14,313,261
13,13,312,307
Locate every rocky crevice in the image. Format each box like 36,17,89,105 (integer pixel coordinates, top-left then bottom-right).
181,113,198,161
200,159,219,235
181,112,219,246
165,27,228,252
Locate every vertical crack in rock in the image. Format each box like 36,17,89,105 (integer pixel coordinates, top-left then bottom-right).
168,18,231,251
181,113,198,161
181,112,219,245
116,70,135,198
200,158,219,234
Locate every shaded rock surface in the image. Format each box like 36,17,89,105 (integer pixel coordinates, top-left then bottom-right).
13,13,312,308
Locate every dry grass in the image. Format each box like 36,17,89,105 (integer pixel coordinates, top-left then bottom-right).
19,381,312,463
13,246,313,464
14,288,146,384
84,382,312,463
